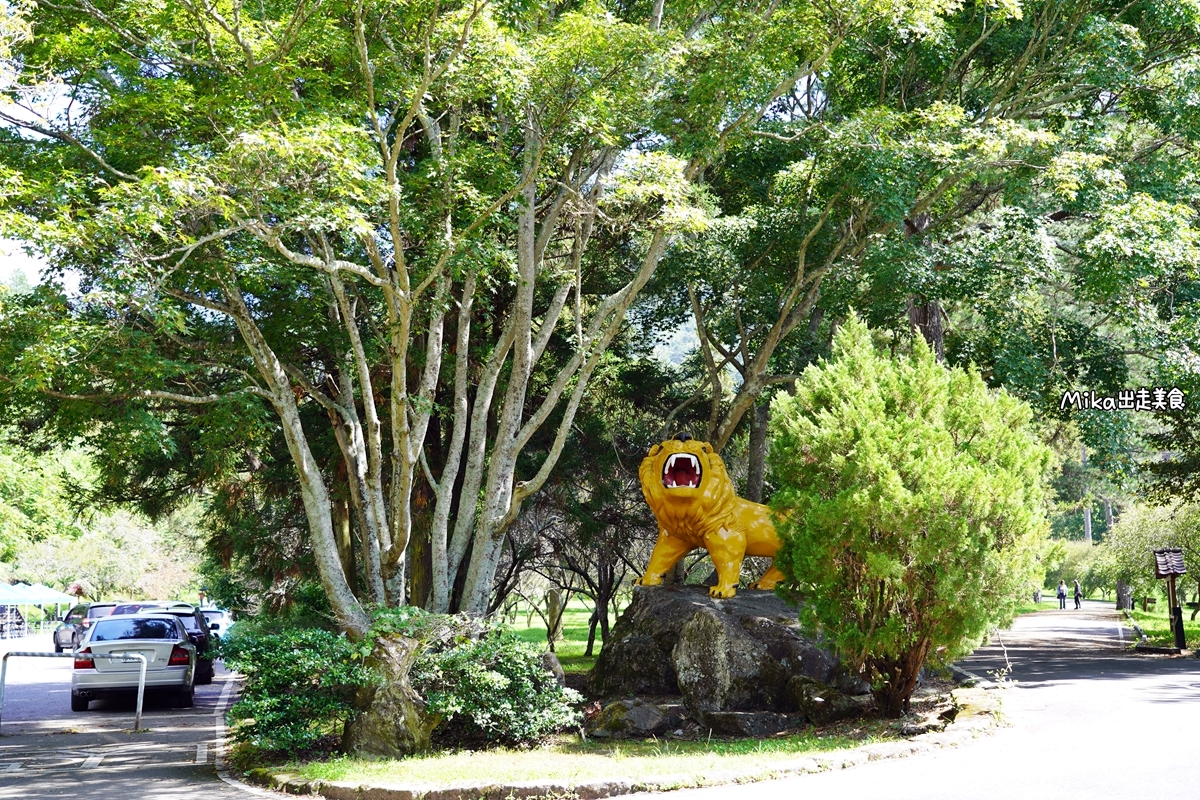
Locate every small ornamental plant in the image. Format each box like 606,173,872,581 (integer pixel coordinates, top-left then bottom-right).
769,313,1052,716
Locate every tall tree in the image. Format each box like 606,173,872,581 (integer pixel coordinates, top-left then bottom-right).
0,0,943,627
645,0,1200,482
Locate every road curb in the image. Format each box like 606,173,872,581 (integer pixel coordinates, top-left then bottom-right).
948,664,997,689
1121,609,1149,646
244,689,1001,800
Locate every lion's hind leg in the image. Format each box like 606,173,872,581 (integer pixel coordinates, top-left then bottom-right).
750,564,785,590
636,530,692,587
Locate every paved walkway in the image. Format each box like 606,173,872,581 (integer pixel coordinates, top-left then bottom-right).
0,633,263,799
637,601,1200,799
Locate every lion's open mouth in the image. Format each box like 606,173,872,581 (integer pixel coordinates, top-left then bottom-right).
663,453,701,488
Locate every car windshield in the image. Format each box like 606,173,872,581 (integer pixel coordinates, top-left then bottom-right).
86,605,114,619
202,612,226,624
177,615,202,633
90,618,179,642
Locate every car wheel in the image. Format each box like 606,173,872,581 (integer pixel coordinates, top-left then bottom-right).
70,693,89,712
197,660,214,685
176,684,195,708
54,640,63,654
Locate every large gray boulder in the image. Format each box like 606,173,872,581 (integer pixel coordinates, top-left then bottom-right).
587,585,715,697
587,585,838,719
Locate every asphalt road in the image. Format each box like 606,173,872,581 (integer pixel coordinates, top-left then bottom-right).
5,604,1197,799
0,633,270,799
637,600,1200,800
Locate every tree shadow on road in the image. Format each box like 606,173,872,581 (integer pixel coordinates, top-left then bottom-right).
954,609,1200,697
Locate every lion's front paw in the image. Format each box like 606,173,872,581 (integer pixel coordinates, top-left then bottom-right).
636,573,664,587
709,585,738,599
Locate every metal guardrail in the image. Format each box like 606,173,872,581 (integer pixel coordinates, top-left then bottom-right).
0,621,60,639
0,651,150,732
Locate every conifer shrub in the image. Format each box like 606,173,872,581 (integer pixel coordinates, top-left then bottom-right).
769,313,1051,716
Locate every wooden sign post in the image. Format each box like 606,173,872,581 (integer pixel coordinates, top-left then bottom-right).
1153,548,1187,650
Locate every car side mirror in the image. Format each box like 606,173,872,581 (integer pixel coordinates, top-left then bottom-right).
209,623,220,631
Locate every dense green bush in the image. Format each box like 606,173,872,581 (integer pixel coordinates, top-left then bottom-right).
223,608,581,755
417,629,581,746
221,626,373,754
770,314,1051,716
372,606,582,747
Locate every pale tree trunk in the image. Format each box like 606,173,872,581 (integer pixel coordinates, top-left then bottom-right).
332,496,357,598
221,274,371,637
1081,444,1092,544
426,272,479,612
1117,580,1132,611
663,560,687,586
546,589,565,648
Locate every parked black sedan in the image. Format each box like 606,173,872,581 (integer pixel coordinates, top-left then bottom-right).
155,604,216,685
53,602,117,653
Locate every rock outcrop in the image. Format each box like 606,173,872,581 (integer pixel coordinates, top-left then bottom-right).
787,675,870,725
587,585,840,723
585,699,688,738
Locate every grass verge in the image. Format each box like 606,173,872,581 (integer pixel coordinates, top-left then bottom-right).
1010,597,1061,616
1126,608,1200,649
289,725,891,787
507,601,606,674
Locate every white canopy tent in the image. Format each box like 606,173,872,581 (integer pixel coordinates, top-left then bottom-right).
0,583,78,637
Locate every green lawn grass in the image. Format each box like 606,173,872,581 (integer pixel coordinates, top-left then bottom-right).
505,598,610,674
291,728,887,787
1126,608,1200,649
1010,597,1061,616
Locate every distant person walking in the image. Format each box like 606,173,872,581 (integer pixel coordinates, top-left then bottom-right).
1074,580,1083,610
1057,580,1068,609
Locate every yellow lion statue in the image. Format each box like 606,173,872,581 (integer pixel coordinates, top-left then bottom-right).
636,434,783,599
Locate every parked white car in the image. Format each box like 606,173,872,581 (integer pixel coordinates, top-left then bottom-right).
70,613,196,712
200,608,235,639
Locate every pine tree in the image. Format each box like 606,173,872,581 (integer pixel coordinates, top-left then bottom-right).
770,313,1051,716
